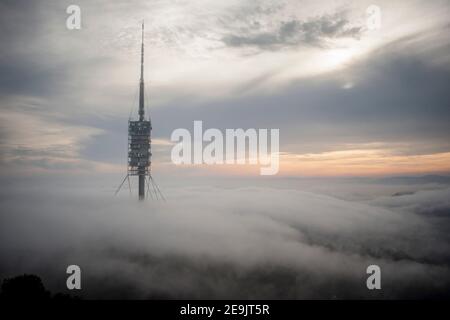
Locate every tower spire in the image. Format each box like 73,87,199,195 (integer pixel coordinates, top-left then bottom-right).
138,21,146,199
138,21,145,121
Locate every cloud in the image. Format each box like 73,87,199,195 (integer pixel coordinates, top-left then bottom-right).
370,187,450,219
0,97,104,174
0,0,449,177
222,12,363,49
0,184,449,299
146,29,450,159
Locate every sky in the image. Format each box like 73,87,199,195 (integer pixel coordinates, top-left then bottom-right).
0,0,449,179
1,1,450,299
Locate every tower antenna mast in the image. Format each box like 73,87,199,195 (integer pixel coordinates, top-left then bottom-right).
137,21,146,199
139,22,145,122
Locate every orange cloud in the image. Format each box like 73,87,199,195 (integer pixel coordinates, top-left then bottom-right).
161,148,450,177
279,149,450,176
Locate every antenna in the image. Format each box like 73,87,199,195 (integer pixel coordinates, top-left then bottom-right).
138,21,145,122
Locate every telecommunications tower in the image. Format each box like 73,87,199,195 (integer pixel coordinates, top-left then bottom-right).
115,22,164,201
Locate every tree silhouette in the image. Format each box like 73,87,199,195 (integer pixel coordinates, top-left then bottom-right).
0,274,51,300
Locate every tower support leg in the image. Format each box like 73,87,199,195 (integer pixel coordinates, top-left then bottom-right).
138,174,145,200
115,174,129,196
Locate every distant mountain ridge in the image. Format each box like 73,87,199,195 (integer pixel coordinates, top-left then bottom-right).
377,174,450,185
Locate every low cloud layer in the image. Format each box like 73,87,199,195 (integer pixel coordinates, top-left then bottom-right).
1,182,449,299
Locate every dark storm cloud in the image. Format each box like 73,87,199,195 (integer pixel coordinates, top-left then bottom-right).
222,12,363,49
0,183,449,299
